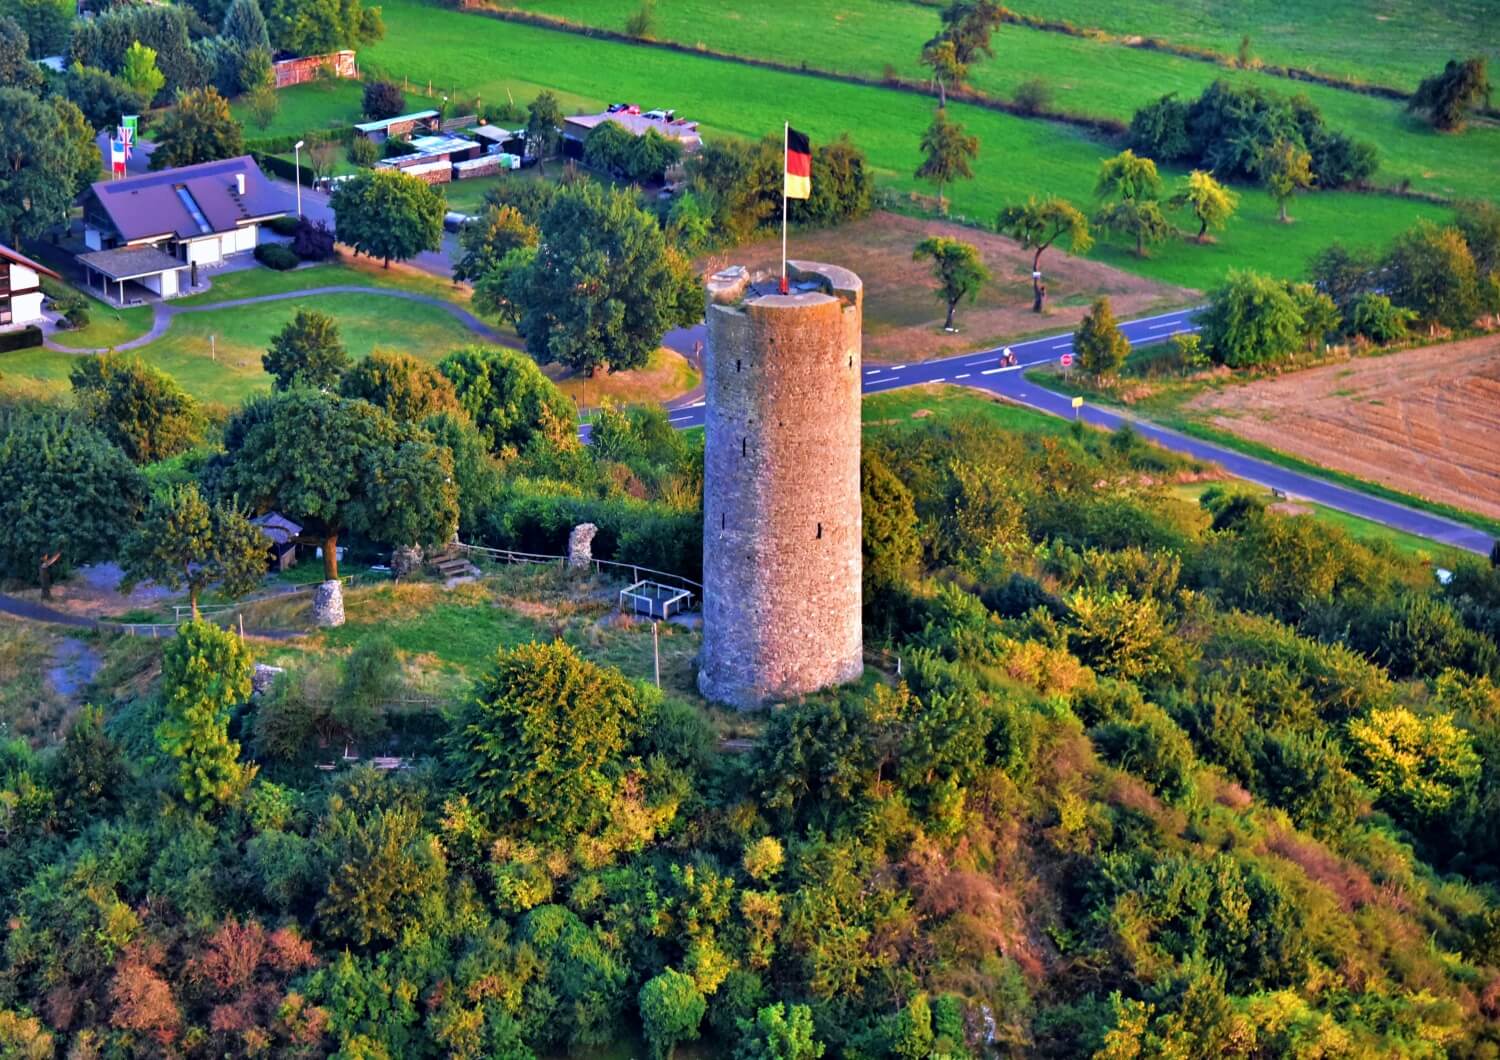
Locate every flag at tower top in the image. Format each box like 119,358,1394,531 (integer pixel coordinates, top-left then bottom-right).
785,126,811,200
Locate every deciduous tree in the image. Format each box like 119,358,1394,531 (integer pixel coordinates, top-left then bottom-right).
340,349,460,422
735,1003,824,1060
119,39,165,103
525,89,563,174
996,195,1092,311
0,89,98,244
1260,137,1313,223
1409,57,1492,131
1198,269,1305,368
263,308,349,390
515,183,701,375
263,0,382,56
150,86,244,170
639,969,705,1060
69,352,202,463
915,107,978,214
1383,220,1481,329
437,344,575,455
1169,169,1238,243
1094,150,1170,256
912,235,988,331
453,203,537,284
919,37,963,107
861,450,920,603
156,618,257,811
330,167,444,268
361,78,404,121
120,482,267,618
0,16,40,89
1074,296,1130,377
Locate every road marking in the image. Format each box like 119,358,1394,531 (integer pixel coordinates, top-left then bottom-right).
965,358,994,366
980,367,1005,375
1051,342,1072,349
690,401,705,407
888,364,907,370
1147,321,1179,330
865,376,902,387
955,373,970,379
865,368,881,374
930,376,945,383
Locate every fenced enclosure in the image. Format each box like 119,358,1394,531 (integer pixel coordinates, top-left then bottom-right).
619,580,694,620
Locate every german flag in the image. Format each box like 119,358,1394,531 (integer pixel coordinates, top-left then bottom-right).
784,126,811,200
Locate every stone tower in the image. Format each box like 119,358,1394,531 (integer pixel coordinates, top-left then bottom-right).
698,261,864,710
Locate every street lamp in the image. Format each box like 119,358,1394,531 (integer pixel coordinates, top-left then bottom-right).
293,139,305,218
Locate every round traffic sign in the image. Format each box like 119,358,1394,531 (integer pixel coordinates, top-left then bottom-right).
1060,352,1073,367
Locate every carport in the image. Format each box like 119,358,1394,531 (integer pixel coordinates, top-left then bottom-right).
76,245,190,306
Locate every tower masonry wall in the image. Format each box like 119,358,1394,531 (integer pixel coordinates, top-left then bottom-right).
698,261,864,710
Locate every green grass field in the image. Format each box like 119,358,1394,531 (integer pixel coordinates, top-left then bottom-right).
233,78,367,140
359,0,1450,292
499,0,1500,204
174,258,465,306
45,304,154,350
0,291,485,407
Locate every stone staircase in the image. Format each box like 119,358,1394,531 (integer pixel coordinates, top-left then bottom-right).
426,545,480,581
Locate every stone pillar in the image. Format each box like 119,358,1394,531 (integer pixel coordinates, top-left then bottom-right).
251,663,285,697
392,545,423,579
311,580,345,627
568,523,598,570
697,262,864,710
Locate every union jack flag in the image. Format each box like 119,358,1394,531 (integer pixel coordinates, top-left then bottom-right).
116,124,134,159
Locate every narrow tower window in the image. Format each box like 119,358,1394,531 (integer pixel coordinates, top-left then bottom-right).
816,522,823,539
741,437,747,457
736,359,742,372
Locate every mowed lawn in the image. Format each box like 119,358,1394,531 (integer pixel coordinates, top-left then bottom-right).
231,77,367,139
0,292,486,407
501,0,1500,205
361,0,1448,291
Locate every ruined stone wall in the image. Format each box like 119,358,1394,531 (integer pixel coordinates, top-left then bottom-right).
698,261,864,710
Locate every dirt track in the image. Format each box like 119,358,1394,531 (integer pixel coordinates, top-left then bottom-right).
1190,334,1500,520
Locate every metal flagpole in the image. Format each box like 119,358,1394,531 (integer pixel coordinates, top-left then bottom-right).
780,121,789,295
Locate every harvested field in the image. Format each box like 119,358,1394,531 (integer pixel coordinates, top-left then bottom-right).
703,211,1198,363
1189,334,1500,520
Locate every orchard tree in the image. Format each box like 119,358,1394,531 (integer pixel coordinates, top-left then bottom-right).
1260,137,1313,223
639,969,705,1060
0,405,145,586
1169,169,1238,242
1409,57,1492,132
437,344,576,455
1094,150,1170,256
1074,296,1130,377
120,483,266,618
915,107,978,213
912,235,989,331
441,639,648,841
340,349,460,422
516,183,702,375
151,87,244,170
330,168,443,268
156,618,257,812
69,353,202,463
525,89,563,174
1198,269,1305,368
211,389,458,581
1383,220,1481,329
119,39,165,103
996,195,1092,311
453,203,538,284
933,0,1005,68
920,37,963,107
0,89,98,244
263,308,349,390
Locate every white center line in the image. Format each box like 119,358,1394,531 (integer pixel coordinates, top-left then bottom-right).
1051,342,1072,349
964,358,994,366
888,364,908,370
1147,321,1179,330
864,368,881,374
980,367,1005,375
930,377,946,383
866,377,901,387
955,373,970,379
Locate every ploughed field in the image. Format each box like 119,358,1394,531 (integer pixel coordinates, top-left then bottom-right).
1188,334,1500,520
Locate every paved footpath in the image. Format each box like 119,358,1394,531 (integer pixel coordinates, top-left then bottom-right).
660,307,1496,556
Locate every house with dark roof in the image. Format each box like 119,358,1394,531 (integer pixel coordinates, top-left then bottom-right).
78,156,290,304
0,243,61,330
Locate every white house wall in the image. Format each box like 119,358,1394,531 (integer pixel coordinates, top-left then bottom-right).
9,290,44,324
186,238,222,265
10,263,38,290
84,227,103,252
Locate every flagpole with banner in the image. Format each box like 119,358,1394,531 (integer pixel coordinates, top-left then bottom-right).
780,122,789,294
781,124,812,294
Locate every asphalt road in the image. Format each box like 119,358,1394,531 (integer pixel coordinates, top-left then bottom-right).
658,308,1496,556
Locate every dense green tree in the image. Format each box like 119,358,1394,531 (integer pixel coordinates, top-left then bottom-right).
1075,296,1131,377
69,353,202,464
1284,280,1341,349
0,16,39,89
861,450,920,602
437,344,576,455
735,1003,824,1060
1308,242,1379,312
156,619,257,811
1349,293,1416,343
996,195,1092,311
0,89,98,245
64,61,147,129
453,203,538,285
52,706,128,828
1198,269,1305,368
639,969,705,1059
221,0,270,53
263,0,382,55
0,405,145,584
1349,706,1480,822
1260,137,1313,223
119,39,165,103
1455,199,1500,275
340,349,460,422
120,483,266,618
516,183,702,375
525,89,563,174
330,168,444,268
801,134,872,227
361,78,404,121
317,803,446,946
1383,220,1481,328
471,245,535,327
583,119,637,178
1,0,69,57
915,107,978,214
1168,169,1238,243
443,639,648,840
69,3,203,93
150,86,243,170
263,308,350,391
212,390,457,580
913,235,989,331
933,0,1004,67
1409,57,1492,131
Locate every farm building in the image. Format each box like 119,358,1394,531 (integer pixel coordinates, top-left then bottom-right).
376,133,486,184
77,156,288,305
0,243,60,330
354,109,441,143
251,512,303,573
562,107,702,159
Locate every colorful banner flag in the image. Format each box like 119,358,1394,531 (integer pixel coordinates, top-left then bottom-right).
784,126,811,200
117,124,134,159
109,139,126,177
122,114,138,137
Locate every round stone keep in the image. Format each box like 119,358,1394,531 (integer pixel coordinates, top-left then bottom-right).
311,580,345,628
697,261,864,709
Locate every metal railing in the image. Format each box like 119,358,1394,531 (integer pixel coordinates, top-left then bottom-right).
453,541,703,596
109,573,368,637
